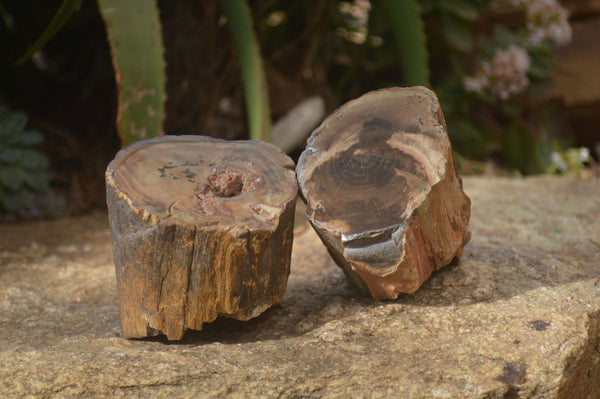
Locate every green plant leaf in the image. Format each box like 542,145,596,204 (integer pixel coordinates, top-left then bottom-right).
24,170,50,192
218,0,272,142
0,148,22,164
449,0,479,21
527,63,551,79
448,119,490,159
0,188,31,212
0,0,15,31
15,0,83,65
492,24,515,48
20,149,48,170
528,46,554,80
0,165,26,191
0,107,28,145
441,13,473,52
19,130,44,146
0,111,26,136
418,0,437,14
504,120,535,174
534,135,553,172
379,0,430,86
98,0,166,146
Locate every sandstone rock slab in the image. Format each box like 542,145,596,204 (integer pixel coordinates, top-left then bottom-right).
0,175,599,398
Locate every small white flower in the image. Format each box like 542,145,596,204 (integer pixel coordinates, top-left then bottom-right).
464,76,488,93
510,0,572,46
551,151,567,172
579,147,590,163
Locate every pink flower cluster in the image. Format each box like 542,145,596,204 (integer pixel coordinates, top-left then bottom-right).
464,0,571,100
464,45,531,100
513,0,572,46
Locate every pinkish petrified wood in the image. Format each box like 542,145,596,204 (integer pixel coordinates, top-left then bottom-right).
296,87,471,300
106,135,297,339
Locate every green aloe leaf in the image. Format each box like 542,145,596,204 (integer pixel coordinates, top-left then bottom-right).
98,0,166,146
218,0,272,142
379,0,430,86
0,165,26,191
15,0,83,65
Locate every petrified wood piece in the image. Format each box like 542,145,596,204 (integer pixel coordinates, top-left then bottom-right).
296,87,471,300
106,135,297,339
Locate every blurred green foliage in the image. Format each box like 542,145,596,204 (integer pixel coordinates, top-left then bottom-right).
254,0,573,175
419,0,572,174
2,0,578,176
14,0,83,65
14,0,267,146
0,106,51,212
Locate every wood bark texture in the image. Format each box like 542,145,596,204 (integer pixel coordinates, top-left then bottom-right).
296,87,471,300
106,135,297,339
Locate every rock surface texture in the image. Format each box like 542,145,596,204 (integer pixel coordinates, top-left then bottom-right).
297,87,471,300
105,135,297,340
1,176,599,398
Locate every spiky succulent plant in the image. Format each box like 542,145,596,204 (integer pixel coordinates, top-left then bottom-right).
0,106,51,213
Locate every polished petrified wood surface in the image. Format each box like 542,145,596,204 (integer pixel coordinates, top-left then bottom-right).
297,87,471,300
105,135,297,339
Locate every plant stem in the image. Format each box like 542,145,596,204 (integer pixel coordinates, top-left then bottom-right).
218,0,272,142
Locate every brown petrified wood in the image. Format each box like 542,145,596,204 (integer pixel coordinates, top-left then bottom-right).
105,135,297,340
296,87,471,300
